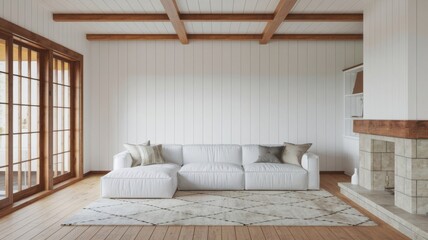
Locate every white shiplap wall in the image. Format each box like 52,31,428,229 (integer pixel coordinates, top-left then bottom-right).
0,0,90,172
87,40,363,171
364,0,428,120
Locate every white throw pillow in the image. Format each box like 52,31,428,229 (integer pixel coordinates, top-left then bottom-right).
123,140,150,166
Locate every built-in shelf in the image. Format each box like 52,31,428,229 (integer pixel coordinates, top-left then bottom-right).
343,64,363,176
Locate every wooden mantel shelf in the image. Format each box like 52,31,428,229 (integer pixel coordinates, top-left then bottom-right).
353,120,428,139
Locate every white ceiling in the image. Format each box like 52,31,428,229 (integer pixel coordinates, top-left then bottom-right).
38,0,364,35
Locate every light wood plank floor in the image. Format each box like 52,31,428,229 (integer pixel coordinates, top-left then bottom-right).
0,174,409,240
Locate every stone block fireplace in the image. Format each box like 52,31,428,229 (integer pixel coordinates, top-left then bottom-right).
358,133,428,214
339,120,428,239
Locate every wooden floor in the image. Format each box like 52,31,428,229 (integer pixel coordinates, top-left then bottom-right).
0,173,409,240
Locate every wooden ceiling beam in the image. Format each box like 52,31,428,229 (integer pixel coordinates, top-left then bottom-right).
86,33,363,41
53,13,363,22
260,0,299,44
160,0,188,44
285,13,363,22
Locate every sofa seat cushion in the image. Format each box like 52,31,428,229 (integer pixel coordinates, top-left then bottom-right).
101,163,180,198
178,163,244,190
243,163,308,190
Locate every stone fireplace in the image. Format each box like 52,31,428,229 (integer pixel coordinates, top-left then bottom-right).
359,134,428,214
339,120,428,239
354,120,428,215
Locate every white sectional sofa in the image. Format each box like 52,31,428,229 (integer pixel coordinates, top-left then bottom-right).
101,144,320,198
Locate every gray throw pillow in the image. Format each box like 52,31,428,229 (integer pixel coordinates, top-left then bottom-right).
255,146,284,163
137,144,165,165
123,140,150,167
282,142,312,166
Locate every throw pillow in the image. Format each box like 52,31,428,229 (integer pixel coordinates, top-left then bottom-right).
282,142,312,166
137,144,165,166
255,145,284,163
123,140,150,167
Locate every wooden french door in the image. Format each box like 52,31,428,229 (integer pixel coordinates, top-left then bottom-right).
11,41,43,200
0,36,80,208
0,33,12,208
52,56,74,184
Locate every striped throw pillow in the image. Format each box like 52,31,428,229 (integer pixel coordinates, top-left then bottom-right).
123,141,150,167
137,144,165,166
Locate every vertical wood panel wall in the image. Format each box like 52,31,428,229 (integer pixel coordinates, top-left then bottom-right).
87,40,363,171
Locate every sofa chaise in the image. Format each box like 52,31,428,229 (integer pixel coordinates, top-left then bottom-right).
101,144,320,198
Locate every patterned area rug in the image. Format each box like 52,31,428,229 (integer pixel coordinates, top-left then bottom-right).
63,190,376,226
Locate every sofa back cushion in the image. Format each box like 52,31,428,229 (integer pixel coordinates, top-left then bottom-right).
182,145,242,165
242,144,283,165
162,144,183,165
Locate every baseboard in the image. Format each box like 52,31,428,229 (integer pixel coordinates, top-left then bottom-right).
85,170,345,176
84,171,110,177
320,171,345,174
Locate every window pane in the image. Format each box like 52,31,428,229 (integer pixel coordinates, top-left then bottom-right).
0,104,7,134
64,131,70,151
64,62,69,85
13,76,19,104
13,135,18,163
64,109,70,129
13,105,19,133
0,136,7,167
30,51,38,79
21,133,29,161
57,60,62,85
31,159,39,185
53,155,57,177
53,132,57,154
21,47,29,77
57,153,63,174
64,86,70,107
13,45,19,75
21,106,29,133
58,108,63,130
0,39,6,73
0,167,7,200
57,85,63,107
31,80,39,105
31,107,39,132
53,108,57,131
53,59,57,83
52,84,57,106
64,152,70,173
21,77,29,105
57,131,63,153
0,73,6,103
31,133,39,159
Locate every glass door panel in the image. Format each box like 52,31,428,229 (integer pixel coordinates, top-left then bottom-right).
12,43,40,196
0,38,9,202
53,58,72,181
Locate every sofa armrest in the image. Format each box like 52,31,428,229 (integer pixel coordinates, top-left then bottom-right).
113,151,133,170
301,152,320,190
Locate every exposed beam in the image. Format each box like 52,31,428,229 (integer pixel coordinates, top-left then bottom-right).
86,34,179,40
160,0,188,44
285,13,363,22
272,34,363,40
53,13,169,22
53,13,363,22
86,33,363,41
260,0,298,44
